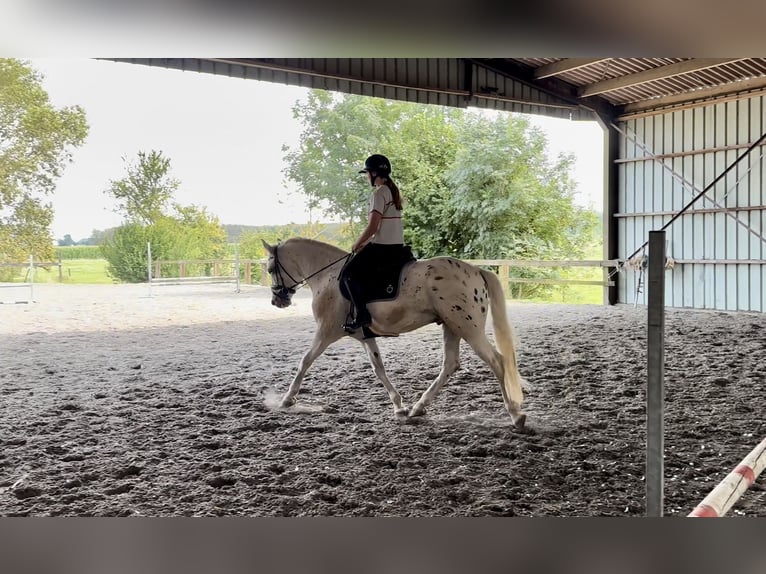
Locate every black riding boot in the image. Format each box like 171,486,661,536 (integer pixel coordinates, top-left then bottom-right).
342,277,371,332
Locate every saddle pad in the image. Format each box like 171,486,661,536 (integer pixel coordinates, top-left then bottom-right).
340,246,415,303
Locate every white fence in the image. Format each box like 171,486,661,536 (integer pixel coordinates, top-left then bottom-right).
0,256,35,304
146,243,269,296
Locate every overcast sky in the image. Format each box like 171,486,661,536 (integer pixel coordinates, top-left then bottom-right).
30,58,604,241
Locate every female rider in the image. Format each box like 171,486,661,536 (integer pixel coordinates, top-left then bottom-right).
341,154,405,333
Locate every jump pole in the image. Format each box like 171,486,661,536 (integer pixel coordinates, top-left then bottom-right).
646,230,665,517
689,437,766,517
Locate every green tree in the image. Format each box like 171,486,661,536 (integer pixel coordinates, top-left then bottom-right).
104,150,179,225
447,113,594,259
282,91,461,252
57,234,76,246
79,228,115,246
237,221,329,283
0,59,88,269
101,150,227,282
283,91,387,232
171,204,228,260
283,91,598,274
99,223,156,283
446,112,599,297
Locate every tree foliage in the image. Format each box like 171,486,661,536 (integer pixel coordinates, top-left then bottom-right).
105,150,179,225
101,150,227,282
0,58,88,270
282,91,599,269
447,113,599,261
236,221,329,283
282,91,462,248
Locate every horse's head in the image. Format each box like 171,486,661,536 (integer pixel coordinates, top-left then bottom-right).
262,239,298,308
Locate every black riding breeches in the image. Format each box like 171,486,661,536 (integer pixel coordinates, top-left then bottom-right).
339,243,404,320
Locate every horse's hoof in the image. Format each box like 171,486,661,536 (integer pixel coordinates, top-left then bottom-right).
280,397,296,408
394,408,409,420
409,404,426,417
513,413,527,430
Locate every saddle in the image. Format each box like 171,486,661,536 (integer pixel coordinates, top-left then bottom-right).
339,245,415,304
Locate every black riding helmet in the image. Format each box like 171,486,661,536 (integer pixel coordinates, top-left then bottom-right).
358,154,392,184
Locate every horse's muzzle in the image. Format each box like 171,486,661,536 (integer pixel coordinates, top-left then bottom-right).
271,296,291,308
271,286,294,308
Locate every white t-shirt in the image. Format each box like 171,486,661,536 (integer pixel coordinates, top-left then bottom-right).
369,184,403,245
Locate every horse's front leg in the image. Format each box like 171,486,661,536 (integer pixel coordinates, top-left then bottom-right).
362,339,408,419
280,328,340,408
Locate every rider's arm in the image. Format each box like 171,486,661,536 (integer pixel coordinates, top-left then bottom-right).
352,210,382,252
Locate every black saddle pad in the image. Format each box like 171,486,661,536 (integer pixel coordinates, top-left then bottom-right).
340,246,415,303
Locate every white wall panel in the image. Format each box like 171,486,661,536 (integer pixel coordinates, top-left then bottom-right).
617,94,766,311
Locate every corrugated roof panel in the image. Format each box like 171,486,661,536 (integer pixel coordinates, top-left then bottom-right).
111,57,766,119
560,58,688,87
508,58,766,110
578,60,766,105
127,57,587,119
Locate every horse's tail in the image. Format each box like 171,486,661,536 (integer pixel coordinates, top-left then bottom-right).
479,268,524,407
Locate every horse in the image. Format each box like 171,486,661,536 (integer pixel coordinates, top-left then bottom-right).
262,237,527,429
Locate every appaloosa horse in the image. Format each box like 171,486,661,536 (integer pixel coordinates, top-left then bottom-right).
263,237,527,429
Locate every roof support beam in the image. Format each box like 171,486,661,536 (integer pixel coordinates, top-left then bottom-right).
579,58,747,97
471,58,615,119
534,58,610,79
618,75,766,117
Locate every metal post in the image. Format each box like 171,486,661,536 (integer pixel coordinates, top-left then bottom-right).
646,231,665,517
596,113,620,305
147,242,153,298
28,255,34,303
235,244,241,293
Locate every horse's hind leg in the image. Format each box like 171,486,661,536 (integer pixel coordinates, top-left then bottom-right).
362,339,408,419
280,329,340,408
463,331,526,428
410,326,461,417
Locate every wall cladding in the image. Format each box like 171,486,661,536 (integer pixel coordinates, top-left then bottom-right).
617,96,766,311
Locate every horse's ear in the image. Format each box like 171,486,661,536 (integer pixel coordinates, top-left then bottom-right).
261,239,274,254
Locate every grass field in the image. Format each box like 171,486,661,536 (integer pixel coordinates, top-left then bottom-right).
31,259,115,285
523,284,603,305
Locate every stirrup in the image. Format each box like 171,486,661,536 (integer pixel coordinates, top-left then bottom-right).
343,318,369,333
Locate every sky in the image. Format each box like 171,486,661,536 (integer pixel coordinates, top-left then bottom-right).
30,59,604,242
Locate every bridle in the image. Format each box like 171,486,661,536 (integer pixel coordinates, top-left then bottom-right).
269,244,351,303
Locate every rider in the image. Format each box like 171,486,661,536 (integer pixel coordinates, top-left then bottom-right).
341,154,405,333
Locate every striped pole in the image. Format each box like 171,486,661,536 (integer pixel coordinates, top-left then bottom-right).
688,436,766,517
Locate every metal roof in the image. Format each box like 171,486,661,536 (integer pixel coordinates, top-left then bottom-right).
113,58,766,121
507,58,766,117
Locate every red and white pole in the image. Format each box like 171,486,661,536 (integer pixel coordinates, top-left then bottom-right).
688,436,766,517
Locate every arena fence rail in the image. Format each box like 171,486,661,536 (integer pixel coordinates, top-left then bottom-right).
147,243,269,296
0,255,63,304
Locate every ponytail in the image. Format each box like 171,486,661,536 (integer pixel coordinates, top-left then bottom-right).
386,177,403,211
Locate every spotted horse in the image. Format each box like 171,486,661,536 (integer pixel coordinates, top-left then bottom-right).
263,237,527,429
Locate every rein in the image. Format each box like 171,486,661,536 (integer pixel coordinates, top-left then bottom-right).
270,245,351,301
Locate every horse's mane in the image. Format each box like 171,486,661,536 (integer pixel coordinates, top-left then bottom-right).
282,237,347,259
